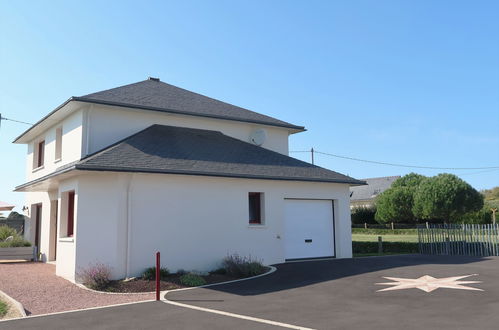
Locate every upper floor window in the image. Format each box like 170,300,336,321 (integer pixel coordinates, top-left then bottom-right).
55,127,62,161
249,192,264,225
33,140,45,169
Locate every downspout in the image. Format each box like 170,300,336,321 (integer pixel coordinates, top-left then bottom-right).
125,173,135,279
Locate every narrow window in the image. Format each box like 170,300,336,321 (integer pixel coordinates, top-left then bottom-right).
55,127,62,161
249,192,263,224
34,140,45,169
67,191,75,237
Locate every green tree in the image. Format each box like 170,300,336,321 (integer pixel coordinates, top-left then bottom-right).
482,187,499,201
391,172,426,189
374,173,426,224
413,173,483,222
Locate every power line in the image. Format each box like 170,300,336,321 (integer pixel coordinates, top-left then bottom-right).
0,114,33,126
290,149,499,170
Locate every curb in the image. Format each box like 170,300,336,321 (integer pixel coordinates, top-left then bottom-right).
162,265,277,298
0,289,26,319
75,283,156,295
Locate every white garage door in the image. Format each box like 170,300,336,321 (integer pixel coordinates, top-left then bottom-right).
284,199,335,260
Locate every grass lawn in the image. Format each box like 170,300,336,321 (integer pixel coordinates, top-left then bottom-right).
352,233,419,243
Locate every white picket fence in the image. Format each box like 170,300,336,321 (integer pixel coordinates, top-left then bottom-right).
418,224,499,256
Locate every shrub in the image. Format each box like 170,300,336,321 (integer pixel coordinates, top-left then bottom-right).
222,254,266,278
351,206,377,224
0,236,31,248
142,267,170,280
209,267,227,275
0,225,17,241
0,225,31,248
180,273,206,287
352,241,419,254
0,300,8,317
79,263,112,290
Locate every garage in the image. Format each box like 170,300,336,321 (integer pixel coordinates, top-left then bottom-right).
284,199,335,260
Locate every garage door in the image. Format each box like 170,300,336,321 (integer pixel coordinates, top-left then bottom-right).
284,199,335,260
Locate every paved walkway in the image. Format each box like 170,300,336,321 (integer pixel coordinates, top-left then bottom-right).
0,262,153,315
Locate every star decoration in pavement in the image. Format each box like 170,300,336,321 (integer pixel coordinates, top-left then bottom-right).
376,274,483,293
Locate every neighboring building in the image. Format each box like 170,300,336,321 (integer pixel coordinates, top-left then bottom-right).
350,176,400,209
14,78,364,282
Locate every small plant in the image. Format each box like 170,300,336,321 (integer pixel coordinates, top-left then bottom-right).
0,300,8,317
142,267,170,280
79,263,112,290
222,254,266,278
180,273,206,287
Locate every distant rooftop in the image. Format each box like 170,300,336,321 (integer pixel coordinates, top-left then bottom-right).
350,176,401,201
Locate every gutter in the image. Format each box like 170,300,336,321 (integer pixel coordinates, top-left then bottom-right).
13,97,305,143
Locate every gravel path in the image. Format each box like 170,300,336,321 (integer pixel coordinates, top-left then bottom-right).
0,262,154,316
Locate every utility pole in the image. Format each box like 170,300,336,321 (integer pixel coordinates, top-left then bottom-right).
492,208,498,225
311,148,315,165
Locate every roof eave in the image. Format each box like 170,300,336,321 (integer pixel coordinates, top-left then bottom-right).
72,97,306,132
13,97,77,144
74,164,364,185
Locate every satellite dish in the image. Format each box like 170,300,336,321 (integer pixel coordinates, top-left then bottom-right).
249,129,267,146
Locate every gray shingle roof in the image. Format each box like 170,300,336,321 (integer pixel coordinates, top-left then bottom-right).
78,78,304,130
350,176,401,201
75,125,364,184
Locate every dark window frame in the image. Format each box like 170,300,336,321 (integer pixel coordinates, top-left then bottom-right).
248,192,263,225
67,191,75,237
37,140,45,168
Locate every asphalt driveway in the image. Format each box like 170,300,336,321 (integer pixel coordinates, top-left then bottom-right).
3,255,499,329
166,254,499,330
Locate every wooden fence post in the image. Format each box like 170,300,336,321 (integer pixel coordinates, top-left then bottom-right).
378,236,383,254
364,223,367,229
391,222,394,231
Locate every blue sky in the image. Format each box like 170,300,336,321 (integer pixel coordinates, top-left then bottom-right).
1,0,498,211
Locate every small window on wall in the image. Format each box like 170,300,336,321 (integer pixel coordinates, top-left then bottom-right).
55,127,62,161
249,192,264,225
32,140,45,169
67,191,75,237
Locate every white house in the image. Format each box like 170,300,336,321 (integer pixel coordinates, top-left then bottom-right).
14,78,364,282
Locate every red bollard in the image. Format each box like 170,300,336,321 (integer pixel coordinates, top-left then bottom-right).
156,251,160,301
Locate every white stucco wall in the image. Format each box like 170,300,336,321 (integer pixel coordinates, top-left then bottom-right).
85,104,291,156
72,172,352,281
55,179,79,281
26,110,84,182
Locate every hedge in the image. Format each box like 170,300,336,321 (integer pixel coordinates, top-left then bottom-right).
351,228,418,235
352,241,419,254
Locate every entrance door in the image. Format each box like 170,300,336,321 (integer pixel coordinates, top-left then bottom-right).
284,199,335,260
